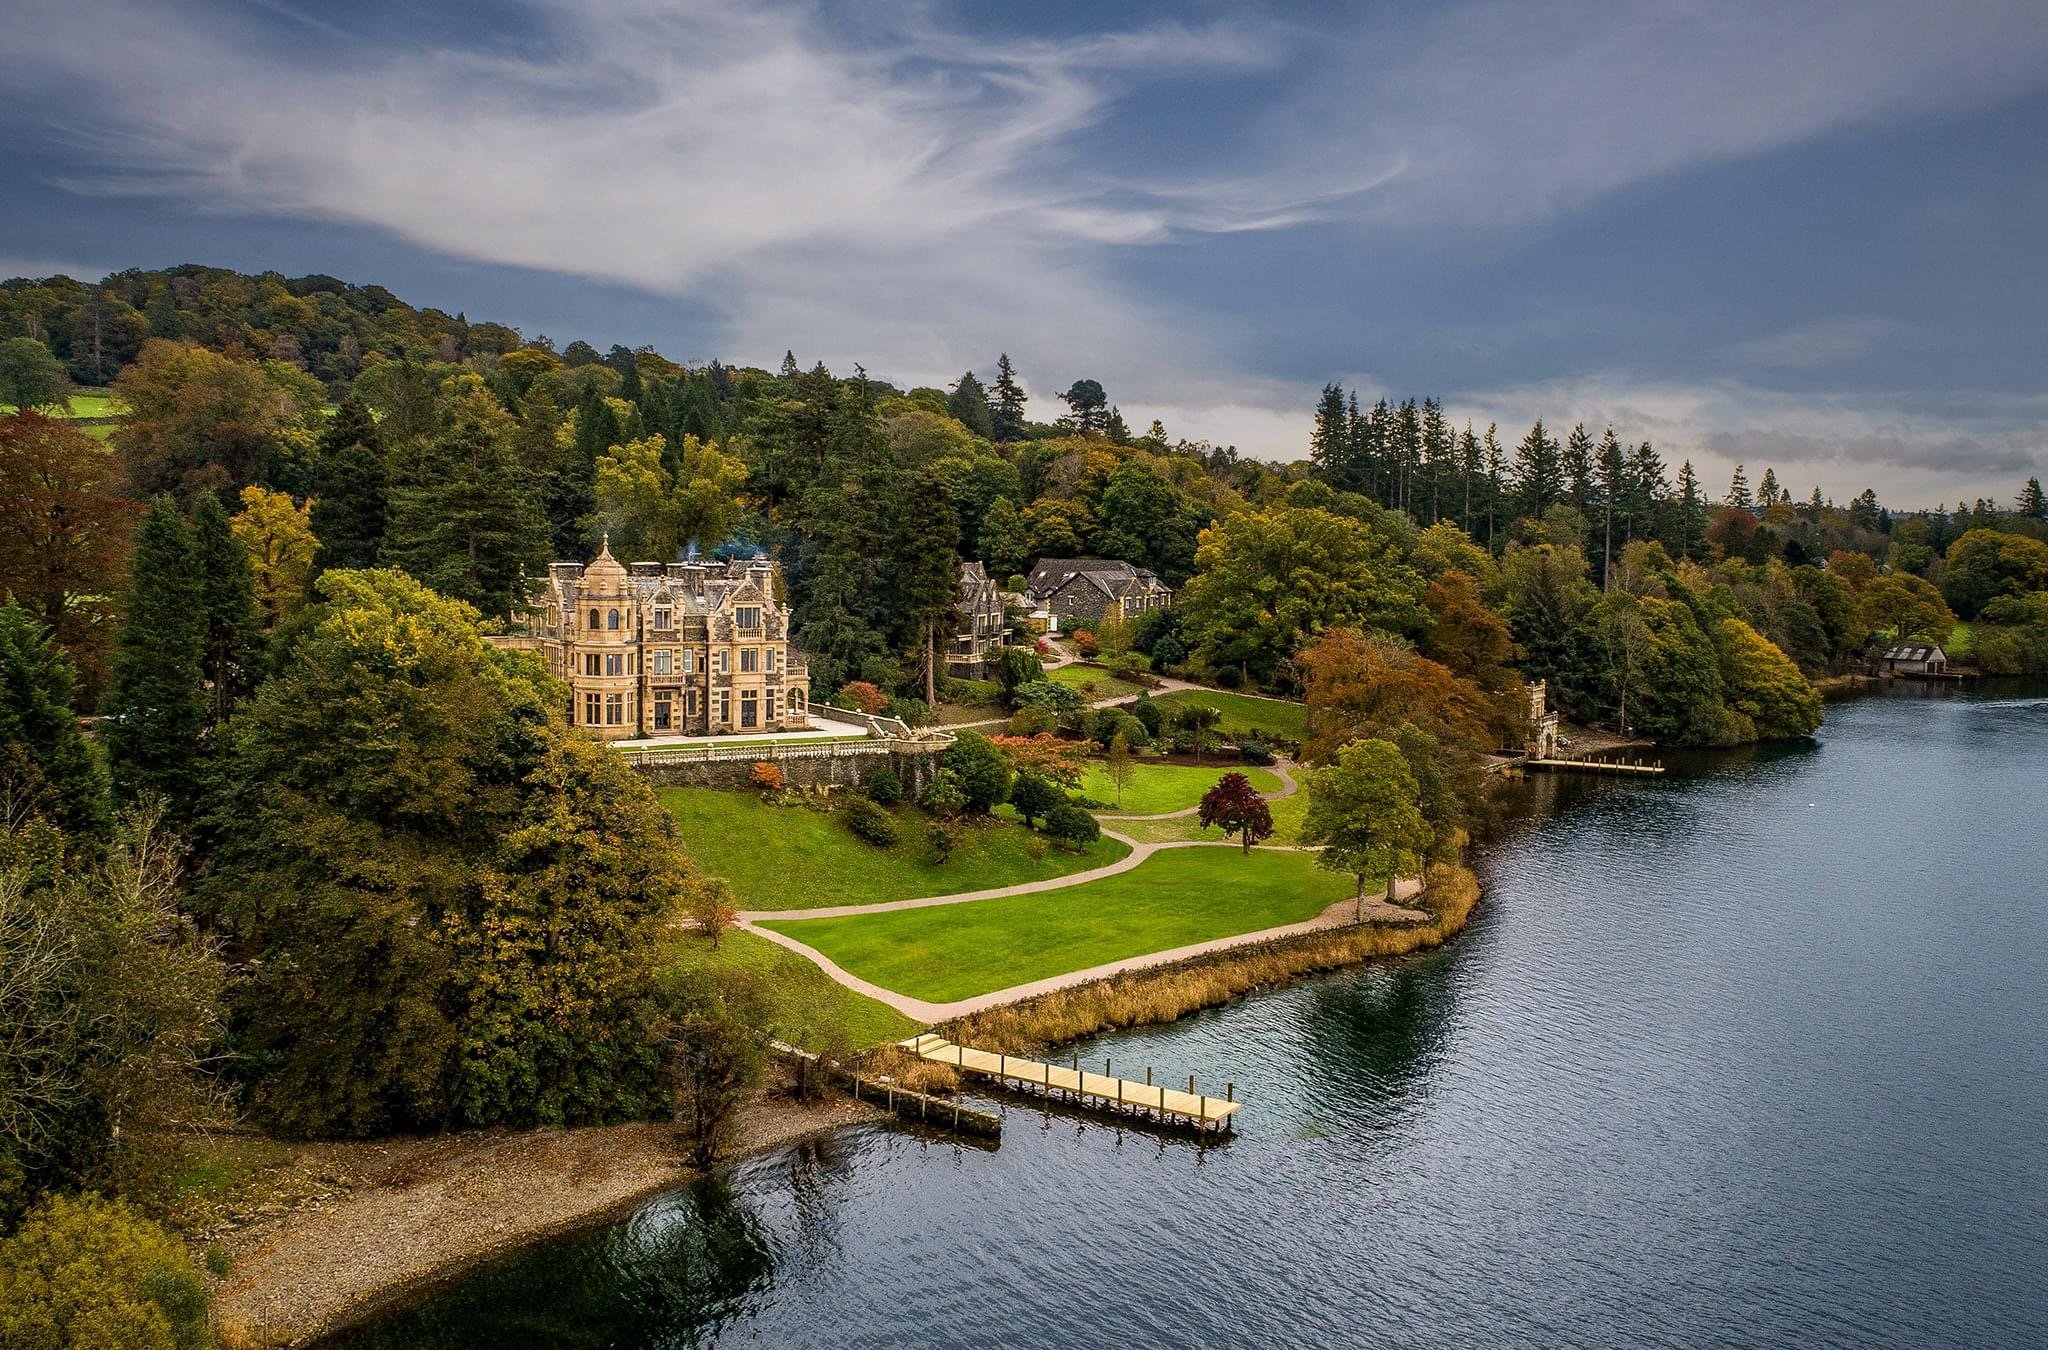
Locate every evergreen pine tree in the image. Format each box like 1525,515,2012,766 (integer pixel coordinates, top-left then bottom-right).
947,371,994,437
888,468,963,704
547,387,612,557
512,382,562,488
1420,397,1450,523
1459,423,1480,532
1564,423,1596,517
1627,442,1668,546
1727,464,1752,509
1758,467,1781,506
384,407,548,613
101,497,205,810
1483,424,1506,548
189,493,263,730
1105,406,1131,444
1514,419,1564,520
1597,427,1626,583
0,601,110,835
1310,384,1351,489
2017,476,2046,520
310,395,388,571
1676,461,1705,559
990,354,1028,442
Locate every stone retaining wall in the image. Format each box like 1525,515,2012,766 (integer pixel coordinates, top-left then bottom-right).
626,741,947,792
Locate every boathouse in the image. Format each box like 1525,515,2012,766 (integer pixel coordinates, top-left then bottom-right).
1880,642,1948,676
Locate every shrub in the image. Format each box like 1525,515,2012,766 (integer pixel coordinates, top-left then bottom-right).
1106,651,1151,676
839,795,899,848
864,765,904,805
835,680,889,714
1008,706,1057,736
1043,802,1101,851
1008,771,1062,828
1152,634,1188,669
749,760,784,792
1128,693,1163,738
1008,574,1029,592
0,1193,212,1350
918,768,968,818
942,731,1012,813
1013,679,1083,721
942,677,1002,707
884,696,930,727
1213,663,1243,688
924,821,956,866
1237,735,1276,765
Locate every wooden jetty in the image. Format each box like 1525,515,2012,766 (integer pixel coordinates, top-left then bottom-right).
771,1040,1001,1140
902,1033,1241,1133
1526,756,1665,776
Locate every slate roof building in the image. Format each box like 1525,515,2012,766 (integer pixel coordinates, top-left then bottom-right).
948,561,1009,679
1879,642,1948,676
1022,558,1172,631
506,539,811,739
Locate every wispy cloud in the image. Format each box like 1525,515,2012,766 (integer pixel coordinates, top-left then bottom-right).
1,0,2043,504
1724,318,1906,371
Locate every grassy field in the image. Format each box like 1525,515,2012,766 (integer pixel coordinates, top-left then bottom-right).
1046,664,1145,699
662,788,1127,910
2,389,121,418
760,846,1352,1003
1945,622,1975,658
1151,689,1308,741
665,928,918,1049
1115,788,1307,845
1081,759,1281,814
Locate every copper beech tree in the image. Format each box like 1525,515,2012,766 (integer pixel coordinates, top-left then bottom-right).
1197,772,1274,853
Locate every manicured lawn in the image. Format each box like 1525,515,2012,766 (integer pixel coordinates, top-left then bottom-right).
1081,759,1281,814
1116,789,1307,845
761,847,1352,1003
1046,664,1145,699
1152,689,1308,741
661,788,1127,910
665,928,918,1049
3,390,121,419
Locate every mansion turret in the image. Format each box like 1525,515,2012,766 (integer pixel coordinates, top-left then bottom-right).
513,541,811,740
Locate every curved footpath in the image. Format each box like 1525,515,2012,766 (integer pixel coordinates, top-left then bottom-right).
737,761,1430,1023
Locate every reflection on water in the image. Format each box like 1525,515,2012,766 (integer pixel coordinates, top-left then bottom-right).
341,682,2048,1349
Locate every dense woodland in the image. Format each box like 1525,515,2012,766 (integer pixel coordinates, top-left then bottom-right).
4,264,2047,1337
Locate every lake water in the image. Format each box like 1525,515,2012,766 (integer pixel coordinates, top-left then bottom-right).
340,681,2048,1349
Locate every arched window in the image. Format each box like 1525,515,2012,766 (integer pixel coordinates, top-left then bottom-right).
607,608,621,630
588,609,599,630
789,689,806,713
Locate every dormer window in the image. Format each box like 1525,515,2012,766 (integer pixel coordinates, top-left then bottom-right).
737,606,761,629
655,607,671,629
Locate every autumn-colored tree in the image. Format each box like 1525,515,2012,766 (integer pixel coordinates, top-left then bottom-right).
0,412,137,703
1715,618,1823,739
231,485,320,629
688,877,739,950
1198,771,1274,853
835,680,889,714
991,732,1091,788
749,760,784,793
1297,629,1492,766
594,433,747,561
112,339,323,496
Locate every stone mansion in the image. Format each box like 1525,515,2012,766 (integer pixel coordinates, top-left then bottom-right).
509,541,812,740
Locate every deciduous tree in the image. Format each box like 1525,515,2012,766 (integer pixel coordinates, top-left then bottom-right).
1198,771,1274,852
1300,738,1431,918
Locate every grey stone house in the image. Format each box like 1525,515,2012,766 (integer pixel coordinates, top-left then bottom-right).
1024,558,1172,631
948,561,1009,678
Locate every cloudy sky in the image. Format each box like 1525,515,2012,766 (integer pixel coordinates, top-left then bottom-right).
3,0,2045,506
